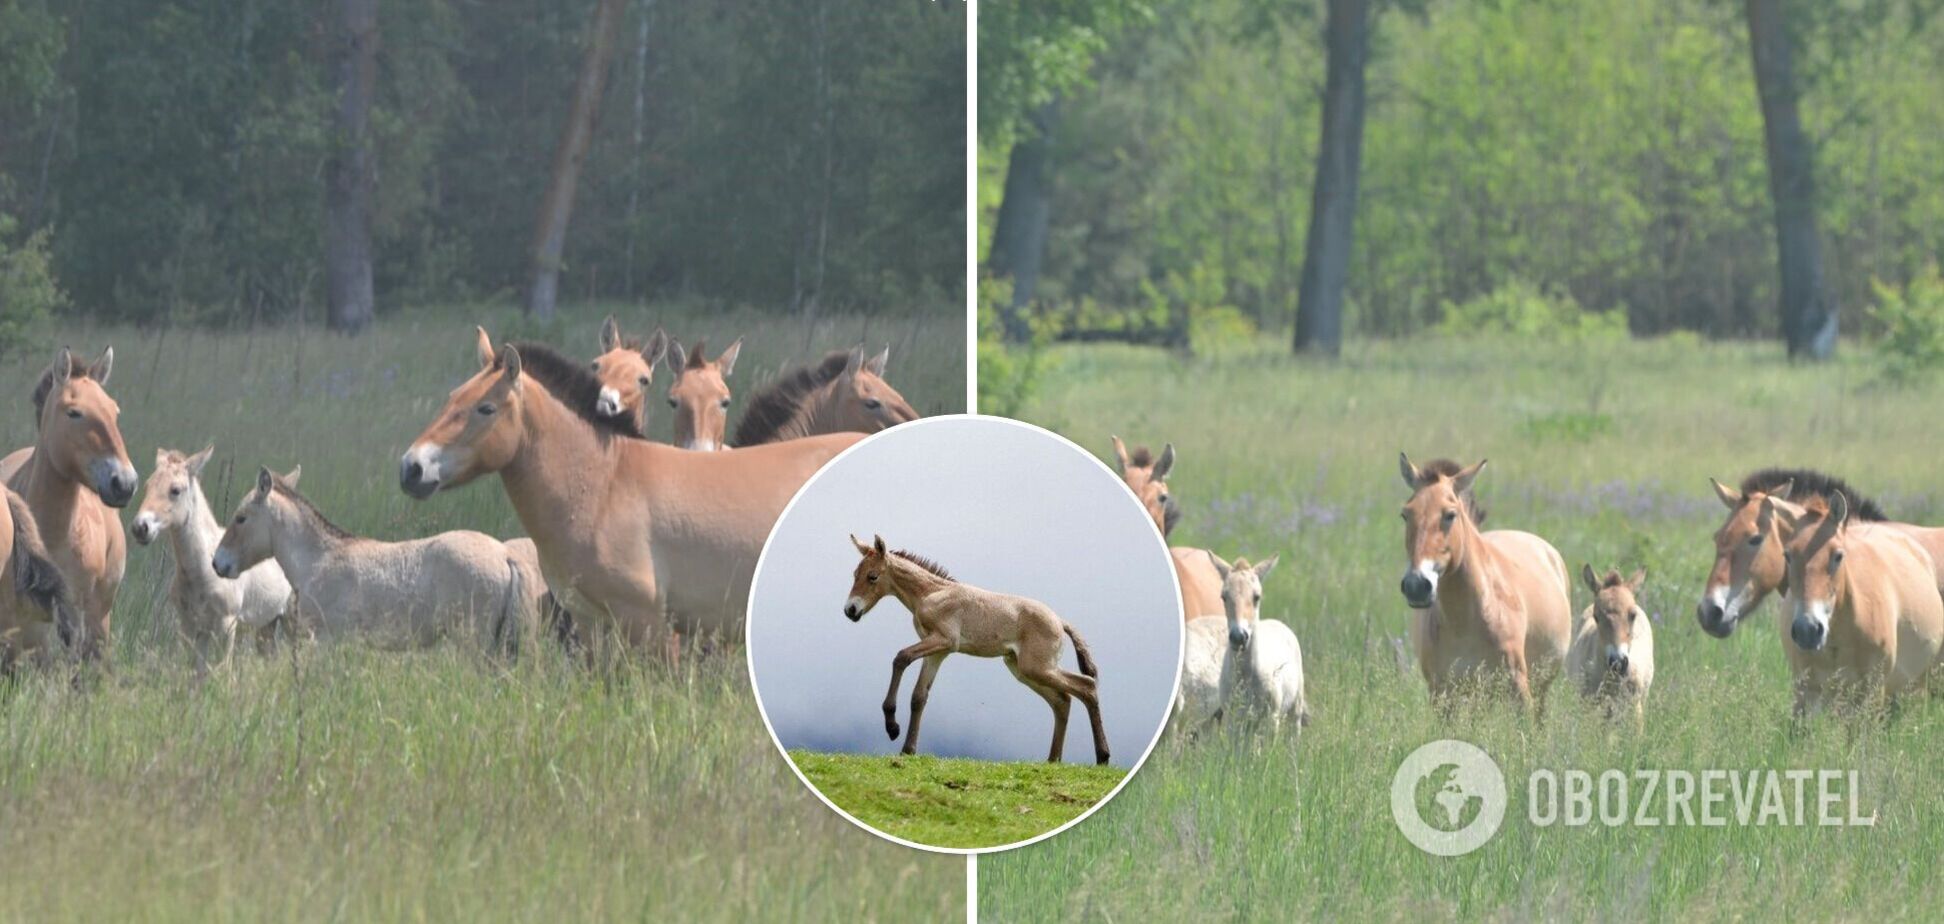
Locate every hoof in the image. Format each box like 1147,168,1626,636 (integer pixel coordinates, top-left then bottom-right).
900,744,917,756
1095,751,1110,766
885,722,901,740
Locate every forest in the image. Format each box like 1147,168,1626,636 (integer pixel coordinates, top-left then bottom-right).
981,0,1944,357
0,0,965,335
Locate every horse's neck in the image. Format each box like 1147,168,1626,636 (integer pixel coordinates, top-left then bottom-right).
1442,525,1502,615
268,510,347,586
500,385,631,552
890,567,953,617
167,487,224,579
768,389,835,444
21,449,85,536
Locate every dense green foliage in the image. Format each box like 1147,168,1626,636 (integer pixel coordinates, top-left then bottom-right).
982,0,1944,342
0,0,963,322
789,750,1125,850
1869,263,1944,382
980,335,1944,918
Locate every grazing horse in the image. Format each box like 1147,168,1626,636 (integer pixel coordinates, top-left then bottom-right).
1109,436,1222,621
843,534,1109,765
1698,468,1944,638
1175,552,1306,735
664,338,742,451
1766,493,1944,716
732,346,919,447
588,315,670,432
0,487,78,672
4,347,137,662
398,329,860,651
1568,566,1655,727
132,445,295,671
212,467,540,652
1397,454,1571,711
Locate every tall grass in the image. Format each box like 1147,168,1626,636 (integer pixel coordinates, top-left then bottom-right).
0,303,964,921
982,336,1944,920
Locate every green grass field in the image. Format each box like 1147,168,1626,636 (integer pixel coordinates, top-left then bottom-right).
0,302,964,921
789,751,1125,850
980,335,1944,921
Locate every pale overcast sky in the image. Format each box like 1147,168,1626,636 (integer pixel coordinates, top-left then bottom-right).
748,417,1181,768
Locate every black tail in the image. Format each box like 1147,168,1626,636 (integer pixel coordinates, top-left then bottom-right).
1064,623,1098,678
7,489,75,648
541,591,581,654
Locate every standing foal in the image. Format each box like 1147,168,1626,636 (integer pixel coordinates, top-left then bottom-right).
843,534,1110,765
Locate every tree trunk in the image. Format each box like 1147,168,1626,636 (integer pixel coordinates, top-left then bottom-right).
526,0,627,321
1744,0,1836,360
986,101,1058,342
623,0,654,296
325,0,377,334
1292,0,1369,358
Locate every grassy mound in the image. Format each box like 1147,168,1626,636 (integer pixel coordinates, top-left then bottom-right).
790,751,1126,850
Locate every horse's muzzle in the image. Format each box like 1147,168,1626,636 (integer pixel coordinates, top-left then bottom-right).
1607,653,1630,676
1791,614,1827,651
92,461,136,507
1696,600,1735,638
399,459,440,499
130,514,157,546
210,551,239,580
1400,572,1435,609
844,604,862,622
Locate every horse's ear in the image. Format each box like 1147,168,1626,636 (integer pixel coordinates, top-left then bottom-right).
1772,480,1795,502
1580,563,1600,594
1206,550,1232,580
472,327,496,368
50,347,73,387
1709,477,1742,510
865,345,889,376
1760,495,1801,534
1453,459,1487,495
642,327,669,368
186,444,215,476
665,339,686,373
850,533,872,556
1628,568,1648,592
717,338,743,377
1152,443,1176,480
1252,554,1279,578
88,346,114,386
1828,491,1850,529
1110,436,1130,475
843,346,865,377
283,465,302,487
872,534,887,557
600,315,621,352
1398,452,1420,490
497,344,523,383
256,466,275,494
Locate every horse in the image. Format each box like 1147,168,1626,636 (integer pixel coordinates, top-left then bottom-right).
1174,552,1306,736
212,466,541,653
1567,566,1655,728
1766,493,1944,717
131,445,294,672
1698,468,1944,638
1109,436,1221,622
398,328,860,653
589,315,670,432
664,337,743,451
1397,454,1572,711
732,346,919,447
3,347,137,662
844,534,1110,765
0,487,78,672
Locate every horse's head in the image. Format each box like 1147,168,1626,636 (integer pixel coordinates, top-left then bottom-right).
1397,453,1486,609
1774,493,1849,653
1111,436,1176,537
1210,551,1277,649
34,346,136,507
1699,476,1794,638
590,315,668,421
830,346,918,433
400,328,528,499
844,533,893,621
132,444,214,545
212,465,301,578
665,337,741,451
1582,564,1648,679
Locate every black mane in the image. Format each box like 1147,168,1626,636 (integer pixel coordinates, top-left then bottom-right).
509,341,647,440
270,478,356,540
1739,467,1886,522
1414,458,1487,525
732,351,854,447
892,549,955,583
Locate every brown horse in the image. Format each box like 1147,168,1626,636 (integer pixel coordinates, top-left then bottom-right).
399,328,860,651
0,487,77,671
4,348,137,662
1698,468,1944,638
1766,493,1944,716
1110,436,1221,621
732,346,919,447
589,315,670,432
1398,455,1572,711
844,534,1109,765
664,338,742,451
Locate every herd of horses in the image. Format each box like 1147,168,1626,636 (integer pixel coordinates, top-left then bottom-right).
0,318,921,672
1120,438,1944,734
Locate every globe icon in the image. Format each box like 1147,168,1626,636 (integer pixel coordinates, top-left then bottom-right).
1420,763,1478,831
1390,740,1506,856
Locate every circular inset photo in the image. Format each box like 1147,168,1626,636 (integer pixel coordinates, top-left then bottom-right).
747,416,1184,852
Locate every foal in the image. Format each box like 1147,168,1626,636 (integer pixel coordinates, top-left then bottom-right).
1175,552,1306,735
732,347,919,447
589,315,670,432
664,338,743,451
844,534,1110,765
1568,566,1655,727
132,446,295,671
1110,435,1221,621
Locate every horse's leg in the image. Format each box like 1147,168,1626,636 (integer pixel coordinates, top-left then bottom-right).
1032,665,1109,765
1505,648,1533,713
901,653,948,756
882,637,950,742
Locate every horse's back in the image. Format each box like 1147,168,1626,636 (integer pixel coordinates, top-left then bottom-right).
1171,547,1223,621
1482,529,1572,656
1864,528,1944,683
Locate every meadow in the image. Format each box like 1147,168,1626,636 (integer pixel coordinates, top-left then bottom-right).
980,335,1944,921
0,303,964,921
789,751,1124,850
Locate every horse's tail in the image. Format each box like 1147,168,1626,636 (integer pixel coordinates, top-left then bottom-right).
6,488,76,649
540,591,580,653
492,556,524,659
1064,622,1098,679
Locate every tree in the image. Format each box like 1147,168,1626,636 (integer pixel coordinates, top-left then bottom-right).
1744,0,1836,359
986,102,1058,341
325,0,378,333
526,0,626,321
1292,0,1370,357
